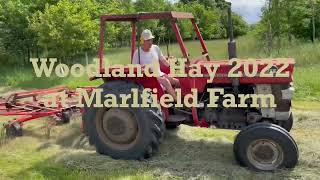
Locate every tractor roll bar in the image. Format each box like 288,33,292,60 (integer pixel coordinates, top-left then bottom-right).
98,11,210,75
100,12,194,21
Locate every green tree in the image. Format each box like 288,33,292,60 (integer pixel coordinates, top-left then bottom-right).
0,0,248,63
175,1,247,40
30,0,98,59
221,12,249,38
134,0,168,41
0,0,59,61
255,0,320,54
0,0,34,61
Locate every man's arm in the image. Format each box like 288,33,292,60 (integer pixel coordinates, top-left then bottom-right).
154,45,170,67
160,56,170,67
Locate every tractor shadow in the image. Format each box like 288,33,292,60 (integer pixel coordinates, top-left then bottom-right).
13,111,317,179
18,124,292,179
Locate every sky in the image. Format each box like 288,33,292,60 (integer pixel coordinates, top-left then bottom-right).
226,0,266,24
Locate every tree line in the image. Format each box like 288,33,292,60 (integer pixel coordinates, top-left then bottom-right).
254,0,320,54
0,0,248,63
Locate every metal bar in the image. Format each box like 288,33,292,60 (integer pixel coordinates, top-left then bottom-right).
131,21,137,62
99,18,105,74
228,5,234,42
1,111,59,116
0,102,61,114
190,78,200,125
15,102,60,111
10,86,67,100
10,104,34,111
227,3,237,59
191,19,210,61
171,19,189,61
9,114,52,125
171,12,194,19
101,12,194,21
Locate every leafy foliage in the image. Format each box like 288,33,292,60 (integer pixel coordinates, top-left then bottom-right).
254,0,320,54
0,0,248,61
0,0,59,61
30,0,98,58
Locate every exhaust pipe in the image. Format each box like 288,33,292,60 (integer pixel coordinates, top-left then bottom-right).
227,2,237,59
227,3,239,98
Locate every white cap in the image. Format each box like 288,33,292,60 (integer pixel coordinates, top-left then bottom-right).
141,29,155,40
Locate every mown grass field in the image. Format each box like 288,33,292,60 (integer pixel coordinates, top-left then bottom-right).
0,35,319,179
0,108,320,179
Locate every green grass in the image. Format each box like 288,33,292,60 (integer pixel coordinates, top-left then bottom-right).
1,109,320,179
293,100,320,110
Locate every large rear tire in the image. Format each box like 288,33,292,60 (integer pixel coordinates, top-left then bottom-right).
83,81,165,159
233,123,298,171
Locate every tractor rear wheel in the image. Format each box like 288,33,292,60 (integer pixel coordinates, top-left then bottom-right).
233,123,298,171
83,81,165,160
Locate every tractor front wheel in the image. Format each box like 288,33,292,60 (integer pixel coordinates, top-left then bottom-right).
233,123,298,171
277,112,293,132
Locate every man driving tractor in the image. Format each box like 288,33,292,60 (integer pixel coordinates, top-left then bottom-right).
132,29,180,101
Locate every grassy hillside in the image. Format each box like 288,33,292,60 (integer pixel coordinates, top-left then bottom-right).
0,35,319,101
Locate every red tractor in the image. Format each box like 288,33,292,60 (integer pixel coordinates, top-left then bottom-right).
82,11,298,171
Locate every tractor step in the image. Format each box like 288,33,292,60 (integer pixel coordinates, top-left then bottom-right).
167,115,187,123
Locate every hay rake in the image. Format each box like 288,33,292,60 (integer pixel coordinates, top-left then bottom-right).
0,86,92,140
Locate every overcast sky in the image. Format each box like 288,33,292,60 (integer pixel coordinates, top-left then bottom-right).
226,0,266,24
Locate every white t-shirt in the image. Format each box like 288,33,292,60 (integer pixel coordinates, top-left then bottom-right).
132,45,165,76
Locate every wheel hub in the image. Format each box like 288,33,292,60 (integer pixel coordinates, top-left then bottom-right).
103,113,137,144
247,139,284,170
97,108,139,150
